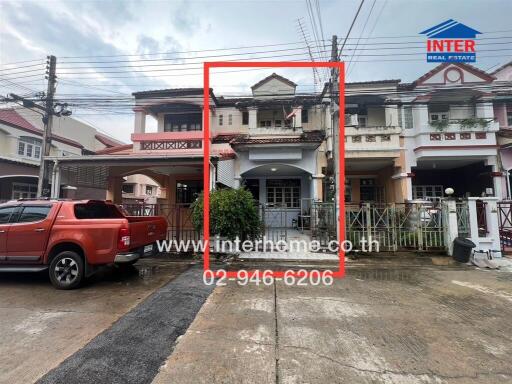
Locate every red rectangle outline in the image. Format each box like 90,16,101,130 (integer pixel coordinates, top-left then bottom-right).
203,61,345,279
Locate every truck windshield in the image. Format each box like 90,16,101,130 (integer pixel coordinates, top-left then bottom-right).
74,202,124,219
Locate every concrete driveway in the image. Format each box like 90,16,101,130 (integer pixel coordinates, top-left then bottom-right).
0,258,190,384
154,262,512,384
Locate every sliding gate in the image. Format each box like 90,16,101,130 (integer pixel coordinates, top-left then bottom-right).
345,202,445,251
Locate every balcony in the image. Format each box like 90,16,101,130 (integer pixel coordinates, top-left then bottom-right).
132,131,203,152
249,125,303,136
427,118,499,133
345,126,401,157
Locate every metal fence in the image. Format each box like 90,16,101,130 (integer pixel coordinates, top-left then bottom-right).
122,203,200,243
345,202,445,251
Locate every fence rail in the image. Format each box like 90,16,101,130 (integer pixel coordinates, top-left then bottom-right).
345,202,445,251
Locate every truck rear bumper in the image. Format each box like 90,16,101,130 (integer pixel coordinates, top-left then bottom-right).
114,253,140,263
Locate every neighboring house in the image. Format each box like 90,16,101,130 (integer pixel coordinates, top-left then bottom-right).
492,61,512,197
122,174,164,204
398,63,502,201
0,107,123,201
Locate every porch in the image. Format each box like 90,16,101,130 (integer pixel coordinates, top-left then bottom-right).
46,153,210,242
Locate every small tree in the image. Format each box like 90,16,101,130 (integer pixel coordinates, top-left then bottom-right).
191,188,262,241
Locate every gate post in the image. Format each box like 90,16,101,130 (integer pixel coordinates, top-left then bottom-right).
416,203,424,251
365,203,372,247
443,200,458,256
391,203,397,252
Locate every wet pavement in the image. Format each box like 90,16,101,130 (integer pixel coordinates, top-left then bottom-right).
0,258,192,384
2,255,512,384
153,259,512,384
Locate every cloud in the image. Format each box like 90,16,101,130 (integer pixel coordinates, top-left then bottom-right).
171,0,200,35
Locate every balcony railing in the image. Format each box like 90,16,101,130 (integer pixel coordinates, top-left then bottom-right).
140,139,202,150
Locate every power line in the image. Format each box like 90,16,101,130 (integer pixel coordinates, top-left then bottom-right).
338,0,366,60
346,0,377,74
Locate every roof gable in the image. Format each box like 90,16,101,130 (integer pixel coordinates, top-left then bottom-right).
411,63,495,87
420,19,481,39
251,73,296,90
492,60,512,81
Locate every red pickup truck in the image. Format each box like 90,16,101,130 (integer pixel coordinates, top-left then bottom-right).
0,199,168,289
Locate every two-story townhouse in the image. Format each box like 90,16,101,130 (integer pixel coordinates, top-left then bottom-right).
342,80,403,204
0,107,123,201
491,61,512,197
399,63,502,201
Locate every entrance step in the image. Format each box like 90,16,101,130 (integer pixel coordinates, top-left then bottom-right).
237,251,338,261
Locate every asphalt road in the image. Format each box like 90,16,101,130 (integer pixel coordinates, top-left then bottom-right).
36,266,214,384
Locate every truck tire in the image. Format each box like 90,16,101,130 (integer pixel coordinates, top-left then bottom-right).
48,251,85,290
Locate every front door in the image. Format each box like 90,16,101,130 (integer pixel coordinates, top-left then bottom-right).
0,206,17,260
6,204,54,263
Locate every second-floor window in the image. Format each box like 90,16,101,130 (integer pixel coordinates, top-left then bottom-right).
242,111,249,125
228,114,232,125
18,137,42,160
219,114,223,126
122,184,135,194
164,113,202,132
357,116,367,127
301,108,308,123
508,111,512,127
145,185,153,195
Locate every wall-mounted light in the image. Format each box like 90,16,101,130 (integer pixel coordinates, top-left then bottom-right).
270,168,277,172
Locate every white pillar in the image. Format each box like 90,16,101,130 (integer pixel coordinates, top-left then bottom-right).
444,200,458,255
134,110,146,134
294,106,303,128
248,107,258,129
50,161,61,199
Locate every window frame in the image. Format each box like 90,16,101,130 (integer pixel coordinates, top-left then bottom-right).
17,137,42,160
15,205,53,224
218,114,223,126
122,184,135,194
266,179,301,208
301,108,309,124
11,182,37,200
242,111,249,125
0,206,18,224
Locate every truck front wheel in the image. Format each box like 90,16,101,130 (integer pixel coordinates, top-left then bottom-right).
49,251,85,289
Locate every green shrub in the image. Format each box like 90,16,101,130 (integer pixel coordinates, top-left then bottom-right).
191,188,262,241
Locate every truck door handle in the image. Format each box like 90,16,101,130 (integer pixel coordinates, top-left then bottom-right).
34,228,45,232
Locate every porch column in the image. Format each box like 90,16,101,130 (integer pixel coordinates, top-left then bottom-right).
294,106,303,128
248,107,258,129
106,176,123,204
312,174,323,201
492,165,504,198
50,160,61,199
134,110,146,134
405,176,413,200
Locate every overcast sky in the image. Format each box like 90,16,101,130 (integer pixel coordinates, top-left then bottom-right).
1,0,511,142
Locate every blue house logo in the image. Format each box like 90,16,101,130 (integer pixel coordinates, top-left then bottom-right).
420,20,481,63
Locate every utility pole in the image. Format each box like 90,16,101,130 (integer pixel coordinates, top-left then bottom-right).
37,55,57,197
329,35,341,238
